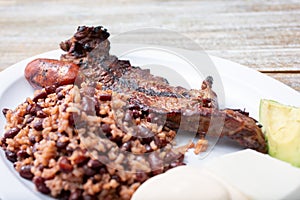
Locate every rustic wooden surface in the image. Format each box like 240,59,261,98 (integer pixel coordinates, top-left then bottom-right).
0,0,299,91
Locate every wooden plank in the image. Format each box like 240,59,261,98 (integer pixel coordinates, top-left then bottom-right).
0,0,299,92
265,73,300,92
207,50,300,71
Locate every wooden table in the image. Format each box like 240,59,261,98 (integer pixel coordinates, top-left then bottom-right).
1,0,299,92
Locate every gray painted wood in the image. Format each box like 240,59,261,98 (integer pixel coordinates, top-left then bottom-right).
1,0,299,91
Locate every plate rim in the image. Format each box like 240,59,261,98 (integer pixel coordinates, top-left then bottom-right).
0,49,300,199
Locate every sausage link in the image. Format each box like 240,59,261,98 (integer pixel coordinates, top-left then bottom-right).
24,58,81,89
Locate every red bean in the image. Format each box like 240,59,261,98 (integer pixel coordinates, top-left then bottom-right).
73,153,88,165
45,85,56,94
68,114,75,127
27,104,42,116
99,167,108,175
33,119,43,131
87,159,103,169
32,91,47,102
132,110,141,119
36,110,47,118
66,146,74,156
33,177,50,194
5,150,17,163
135,171,148,183
4,127,20,139
95,101,101,116
26,116,35,124
1,137,6,146
59,157,73,173
2,108,9,117
20,165,34,180
26,104,33,114
57,92,65,100
101,123,111,134
83,165,96,176
29,135,37,144
121,141,132,152
56,140,69,150
99,93,111,101
17,150,29,159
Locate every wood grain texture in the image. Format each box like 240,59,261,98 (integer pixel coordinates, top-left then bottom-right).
0,0,299,91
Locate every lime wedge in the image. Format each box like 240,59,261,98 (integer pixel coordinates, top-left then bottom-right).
259,99,300,167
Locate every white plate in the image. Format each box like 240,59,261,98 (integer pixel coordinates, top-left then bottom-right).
0,50,300,199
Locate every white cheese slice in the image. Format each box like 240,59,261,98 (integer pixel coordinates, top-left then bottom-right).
131,165,248,200
204,149,300,200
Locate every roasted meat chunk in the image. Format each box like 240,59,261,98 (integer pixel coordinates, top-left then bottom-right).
24,25,267,153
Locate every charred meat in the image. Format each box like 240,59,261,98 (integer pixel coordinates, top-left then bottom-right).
24,26,267,153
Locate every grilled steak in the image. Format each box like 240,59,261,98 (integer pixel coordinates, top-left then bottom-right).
61,26,218,107
53,26,267,153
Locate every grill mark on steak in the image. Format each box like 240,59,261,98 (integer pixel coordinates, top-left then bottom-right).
60,26,267,153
